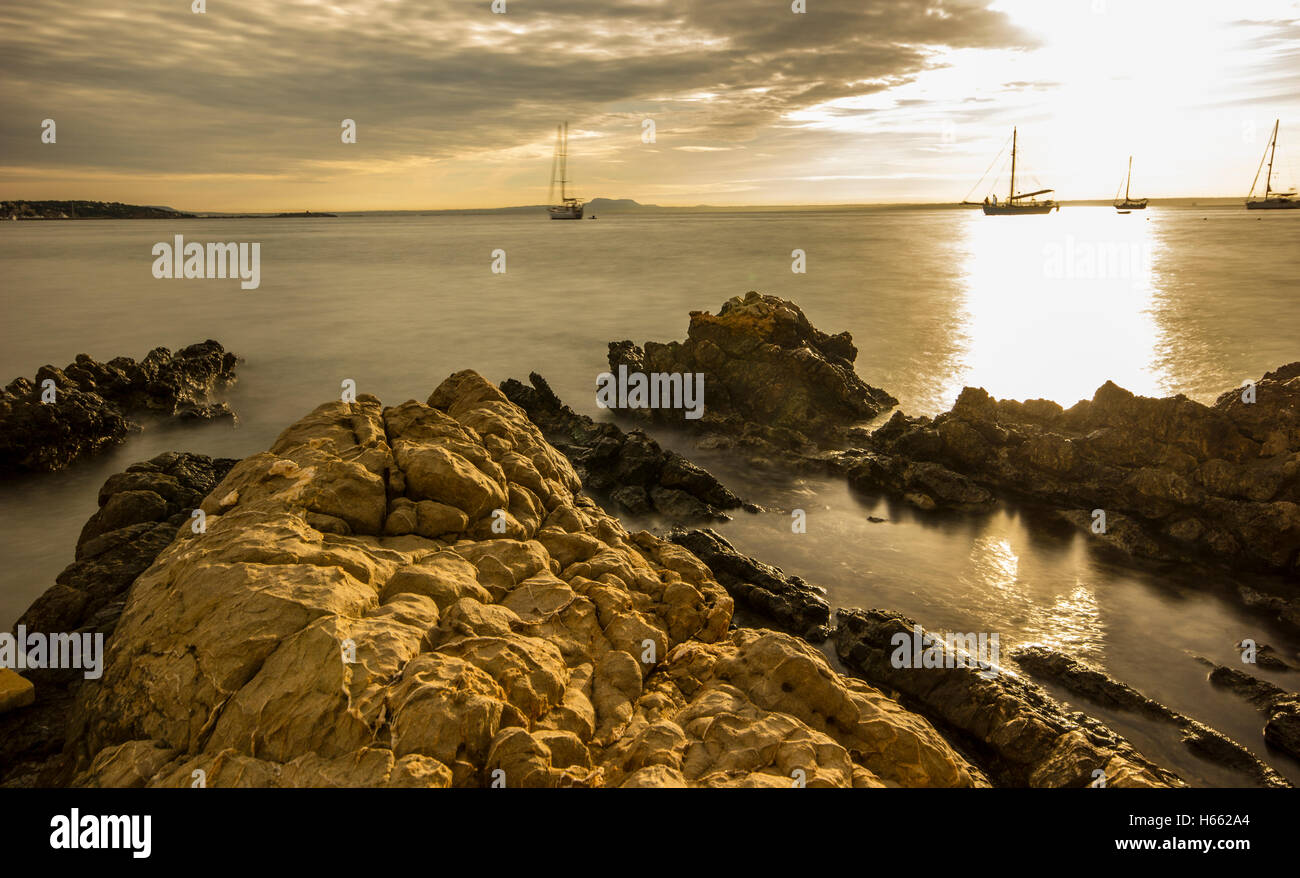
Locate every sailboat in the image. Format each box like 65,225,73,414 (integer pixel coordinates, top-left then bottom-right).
978,128,1059,215
1114,156,1148,211
547,122,584,220
1246,120,1299,209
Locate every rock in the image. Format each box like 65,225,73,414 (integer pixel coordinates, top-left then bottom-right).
608,292,896,452
0,452,236,786
0,341,238,473
1237,641,1298,672
1013,645,1288,787
668,528,831,641
25,370,983,788
1197,660,1300,762
0,670,35,714
834,608,1183,787
0,340,237,473
859,365,1300,574
501,372,744,521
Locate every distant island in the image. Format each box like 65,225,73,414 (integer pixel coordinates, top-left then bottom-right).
200,210,338,218
3,200,196,220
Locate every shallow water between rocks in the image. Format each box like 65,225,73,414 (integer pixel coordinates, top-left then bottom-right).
1,205,1297,785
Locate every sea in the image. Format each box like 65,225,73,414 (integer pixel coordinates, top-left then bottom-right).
1,203,1297,785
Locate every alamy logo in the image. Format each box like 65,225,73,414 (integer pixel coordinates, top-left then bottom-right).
1042,236,1153,280
49,809,150,858
0,626,103,679
596,365,705,420
151,235,261,289
890,625,1000,679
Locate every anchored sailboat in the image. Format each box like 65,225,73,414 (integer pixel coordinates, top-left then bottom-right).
1114,156,1148,211
547,122,584,220
1246,120,1299,209
969,128,1059,215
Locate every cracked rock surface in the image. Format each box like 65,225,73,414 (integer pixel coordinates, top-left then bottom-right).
62,371,982,787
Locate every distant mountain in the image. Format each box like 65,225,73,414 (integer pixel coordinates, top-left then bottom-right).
1,200,195,220
584,198,654,211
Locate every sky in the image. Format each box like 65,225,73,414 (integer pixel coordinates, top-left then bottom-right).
1,0,1298,210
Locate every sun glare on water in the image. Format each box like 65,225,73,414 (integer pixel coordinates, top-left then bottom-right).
947,206,1166,408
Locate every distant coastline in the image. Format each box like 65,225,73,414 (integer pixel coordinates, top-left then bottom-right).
3,196,1255,221
2,200,337,220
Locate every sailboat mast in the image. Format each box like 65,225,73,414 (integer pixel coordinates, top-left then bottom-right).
1010,127,1017,200
549,126,560,205
1266,120,1278,198
1126,155,1132,200
560,122,568,201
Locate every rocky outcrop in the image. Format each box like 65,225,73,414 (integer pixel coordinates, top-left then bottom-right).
0,452,236,786
1013,646,1288,788
1198,660,1300,762
48,372,984,788
850,364,1300,574
669,528,831,642
0,341,238,473
501,372,745,521
608,292,896,453
834,608,1183,787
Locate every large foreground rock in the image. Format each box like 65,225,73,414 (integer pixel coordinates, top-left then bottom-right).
850,363,1300,574
609,292,896,452
55,371,983,787
835,608,1183,787
0,341,238,473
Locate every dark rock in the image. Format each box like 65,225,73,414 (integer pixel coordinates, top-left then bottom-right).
834,608,1183,787
1237,641,1298,672
0,341,238,473
0,452,236,786
859,365,1300,573
1013,645,1288,787
1265,701,1300,757
669,528,831,642
501,372,744,522
607,292,896,453
1197,659,1300,762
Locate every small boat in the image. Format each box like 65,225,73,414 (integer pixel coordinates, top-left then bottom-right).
1114,156,1148,211
547,122,584,220
1246,120,1299,209
970,128,1059,215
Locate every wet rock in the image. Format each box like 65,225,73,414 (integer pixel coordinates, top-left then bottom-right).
1013,645,1288,788
860,366,1300,574
834,608,1184,787
1197,660,1300,762
501,372,744,521
0,452,236,786
0,341,238,473
30,371,982,788
668,528,831,641
608,292,896,452
1236,587,1300,630
1236,641,1298,672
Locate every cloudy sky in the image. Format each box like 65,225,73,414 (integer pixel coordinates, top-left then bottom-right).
2,0,1298,210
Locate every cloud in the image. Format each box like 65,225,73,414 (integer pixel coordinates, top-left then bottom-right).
0,0,1033,203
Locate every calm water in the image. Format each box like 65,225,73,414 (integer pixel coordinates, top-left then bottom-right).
1,206,1297,785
